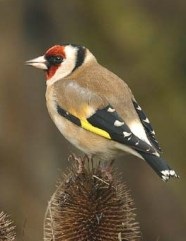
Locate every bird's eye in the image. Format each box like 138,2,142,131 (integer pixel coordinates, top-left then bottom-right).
54,56,63,64
46,55,63,66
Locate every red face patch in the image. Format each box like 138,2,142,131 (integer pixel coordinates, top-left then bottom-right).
45,45,66,80
45,45,66,58
46,65,58,79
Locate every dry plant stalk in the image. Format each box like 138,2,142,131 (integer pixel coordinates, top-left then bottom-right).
44,155,141,241
0,212,15,241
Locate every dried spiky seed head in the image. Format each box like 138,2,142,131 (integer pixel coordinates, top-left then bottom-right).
0,212,16,241
44,155,141,241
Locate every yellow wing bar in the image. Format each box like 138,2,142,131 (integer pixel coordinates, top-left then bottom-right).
81,119,111,139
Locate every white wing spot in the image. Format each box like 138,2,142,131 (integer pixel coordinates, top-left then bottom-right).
107,107,115,112
127,136,132,141
114,120,124,127
137,105,142,110
143,118,150,123
123,132,132,138
135,140,139,145
151,130,155,135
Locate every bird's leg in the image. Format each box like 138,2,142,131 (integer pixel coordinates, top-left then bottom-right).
83,154,94,173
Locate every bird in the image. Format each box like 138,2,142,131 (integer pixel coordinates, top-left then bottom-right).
26,43,179,181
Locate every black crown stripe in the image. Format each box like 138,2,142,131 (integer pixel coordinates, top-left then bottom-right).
72,46,86,72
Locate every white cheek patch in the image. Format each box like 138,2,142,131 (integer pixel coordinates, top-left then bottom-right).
47,46,77,86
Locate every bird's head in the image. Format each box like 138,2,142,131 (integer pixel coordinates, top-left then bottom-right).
26,44,95,85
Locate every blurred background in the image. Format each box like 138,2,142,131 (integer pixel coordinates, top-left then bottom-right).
0,0,185,240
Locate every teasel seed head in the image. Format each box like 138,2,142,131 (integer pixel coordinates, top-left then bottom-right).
44,155,141,241
0,212,16,241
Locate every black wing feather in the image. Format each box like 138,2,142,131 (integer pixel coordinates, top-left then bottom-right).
133,100,162,152
56,103,158,156
87,105,157,155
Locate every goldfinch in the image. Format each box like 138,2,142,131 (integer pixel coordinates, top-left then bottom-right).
26,44,179,181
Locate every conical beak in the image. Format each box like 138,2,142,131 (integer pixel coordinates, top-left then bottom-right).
25,56,48,70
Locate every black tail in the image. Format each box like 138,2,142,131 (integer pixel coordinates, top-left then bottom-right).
138,151,179,181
